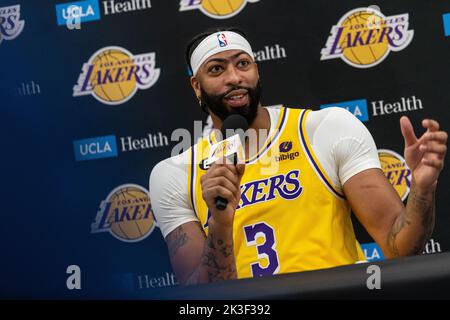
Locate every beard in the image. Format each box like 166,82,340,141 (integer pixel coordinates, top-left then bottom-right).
200,79,262,126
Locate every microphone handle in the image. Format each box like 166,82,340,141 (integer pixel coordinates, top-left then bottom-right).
214,153,238,211
215,197,228,211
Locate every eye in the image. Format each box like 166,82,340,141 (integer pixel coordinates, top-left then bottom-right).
208,65,223,74
238,59,250,68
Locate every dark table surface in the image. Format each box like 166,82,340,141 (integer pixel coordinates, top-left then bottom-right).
134,252,450,299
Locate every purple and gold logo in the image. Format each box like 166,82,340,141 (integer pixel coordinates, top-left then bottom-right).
321,7,414,68
279,141,293,153
0,4,25,45
276,141,298,162
378,149,411,201
73,46,160,105
91,184,156,242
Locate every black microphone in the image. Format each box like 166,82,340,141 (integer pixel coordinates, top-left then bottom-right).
214,114,249,211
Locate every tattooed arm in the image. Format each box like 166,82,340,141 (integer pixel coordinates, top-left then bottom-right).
343,117,446,258
165,161,245,285
387,117,446,256
165,219,237,285
343,168,436,258
387,179,435,256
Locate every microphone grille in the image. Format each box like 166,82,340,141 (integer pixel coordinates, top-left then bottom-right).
220,114,249,142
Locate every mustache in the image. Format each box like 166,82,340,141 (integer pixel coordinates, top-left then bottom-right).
219,86,252,99
199,79,262,124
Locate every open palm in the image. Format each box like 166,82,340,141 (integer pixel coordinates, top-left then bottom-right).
400,116,447,190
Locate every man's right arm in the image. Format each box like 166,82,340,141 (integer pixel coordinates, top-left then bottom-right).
166,219,236,285
150,156,243,285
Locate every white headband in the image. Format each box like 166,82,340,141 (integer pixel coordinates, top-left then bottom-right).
190,31,254,76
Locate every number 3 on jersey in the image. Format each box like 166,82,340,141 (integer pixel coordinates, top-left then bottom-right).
243,222,280,277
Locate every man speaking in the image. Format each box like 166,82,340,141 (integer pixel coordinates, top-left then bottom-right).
149,28,448,285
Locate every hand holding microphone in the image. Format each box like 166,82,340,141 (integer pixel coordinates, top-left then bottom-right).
200,114,248,225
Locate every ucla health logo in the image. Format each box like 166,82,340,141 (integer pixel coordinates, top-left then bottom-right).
179,0,260,19
0,4,25,45
91,184,156,242
361,242,385,262
443,13,450,37
320,99,369,122
55,0,101,26
321,7,414,68
378,149,411,201
73,46,160,105
73,135,118,161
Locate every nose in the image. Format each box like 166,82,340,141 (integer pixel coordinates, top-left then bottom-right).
223,64,242,86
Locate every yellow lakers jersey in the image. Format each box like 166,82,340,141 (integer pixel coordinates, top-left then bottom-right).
188,107,365,279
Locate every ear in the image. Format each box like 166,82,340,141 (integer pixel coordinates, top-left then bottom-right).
190,76,202,100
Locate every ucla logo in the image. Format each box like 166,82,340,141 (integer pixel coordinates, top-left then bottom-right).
179,0,260,19
73,135,118,161
73,46,160,105
361,242,385,262
91,184,156,242
0,4,25,45
378,149,411,201
444,13,450,37
320,99,369,122
321,7,414,68
55,0,101,27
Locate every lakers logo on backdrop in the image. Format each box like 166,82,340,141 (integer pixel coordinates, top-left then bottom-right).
0,4,25,45
73,46,160,105
91,184,156,242
378,149,411,201
179,0,260,19
321,7,414,68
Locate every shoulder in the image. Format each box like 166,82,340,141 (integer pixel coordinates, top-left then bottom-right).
304,107,372,144
149,148,198,238
151,150,189,177
303,107,380,188
304,106,376,150
149,149,191,198
309,106,354,118
306,107,359,133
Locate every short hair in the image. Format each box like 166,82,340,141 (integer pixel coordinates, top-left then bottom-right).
185,27,248,75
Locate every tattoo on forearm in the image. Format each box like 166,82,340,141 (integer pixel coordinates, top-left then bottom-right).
389,210,411,256
389,185,436,256
218,239,233,258
408,188,435,253
201,232,237,282
181,223,207,285
410,188,435,230
169,222,235,285
166,226,188,259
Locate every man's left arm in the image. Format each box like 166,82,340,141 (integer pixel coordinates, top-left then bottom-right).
344,117,447,258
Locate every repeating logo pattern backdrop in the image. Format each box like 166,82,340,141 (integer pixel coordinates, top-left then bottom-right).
1,0,449,298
